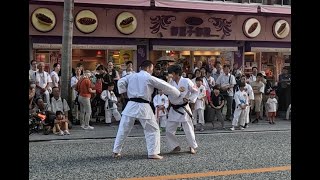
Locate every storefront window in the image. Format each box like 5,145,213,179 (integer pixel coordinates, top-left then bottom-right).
34,50,60,72
150,50,235,73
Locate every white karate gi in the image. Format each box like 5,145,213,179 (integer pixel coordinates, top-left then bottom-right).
101,90,121,124
113,70,180,156
166,77,199,151
232,90,249,127
192,85,206,125
153,94,169,128
244,83,255,124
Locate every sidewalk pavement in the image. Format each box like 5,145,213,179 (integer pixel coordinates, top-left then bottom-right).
29,118,291,142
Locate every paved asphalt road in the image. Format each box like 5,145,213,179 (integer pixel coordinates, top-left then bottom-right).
29,130,291,180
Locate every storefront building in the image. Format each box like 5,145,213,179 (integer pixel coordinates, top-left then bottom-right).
29,0,290,83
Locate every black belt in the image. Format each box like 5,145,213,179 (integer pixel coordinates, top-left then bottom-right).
129,98,150,104
171,102,193,119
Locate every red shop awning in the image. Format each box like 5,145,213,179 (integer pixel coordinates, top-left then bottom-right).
31,0,151,6
259,5,291,15
154,0,259,13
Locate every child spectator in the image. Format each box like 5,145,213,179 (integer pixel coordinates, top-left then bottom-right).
54,111,70,136
153,89,169,132
266,91,278,124
193,77,206,131
209,85,225,130
231,82,249,131
100,83,121,126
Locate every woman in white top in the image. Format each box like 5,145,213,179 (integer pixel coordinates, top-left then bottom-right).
50,63,60,88
70,67,82,121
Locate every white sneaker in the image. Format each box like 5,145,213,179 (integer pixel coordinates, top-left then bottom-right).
58,130,64,136
230,127,235,131
83,126,94,130
81,125,85,129
240,127,245,130
64,130,70,135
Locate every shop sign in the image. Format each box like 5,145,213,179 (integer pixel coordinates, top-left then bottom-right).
251,47,291,52
75,9,98,34
33,43,137,50
116,12,138,35
149,15,233,39
243,18,261,38
31,7,56,33
272,19,290,39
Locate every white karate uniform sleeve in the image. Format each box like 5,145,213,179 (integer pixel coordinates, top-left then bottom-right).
186,79,198,103
153,95,159,107
110,92,118,102
234,92,241,107
100,90,108,101
117,76,129,94
198,86,206,99
163,95,169,108
150,76,180,99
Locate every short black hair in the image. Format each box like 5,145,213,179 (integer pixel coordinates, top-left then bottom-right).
126,61,133,65
155,64,161,70
257,73,263,77
252,67,258,70
56,110,64,116
52,86,60,91
213,85,220,90
195,77,203,82
194,69,200,74
223,64,230,69
168,64,182,76
140,60,153,69
96,65,105,71
187,72,194,77
76,63,83,67
239,82,246,87
53,63,60,68
35,97,43,105
30,60,36,65
107,82,115,87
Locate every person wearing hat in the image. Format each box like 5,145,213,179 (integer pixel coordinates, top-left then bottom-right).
266,91,278,124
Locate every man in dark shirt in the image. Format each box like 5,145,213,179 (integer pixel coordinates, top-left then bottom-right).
209,85,225,130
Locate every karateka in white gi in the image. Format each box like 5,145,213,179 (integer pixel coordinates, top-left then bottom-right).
100,82,121,125
239,75,254,128
166,64,199,154
153,89,169,132
112,60,180,159
231,82,249,131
